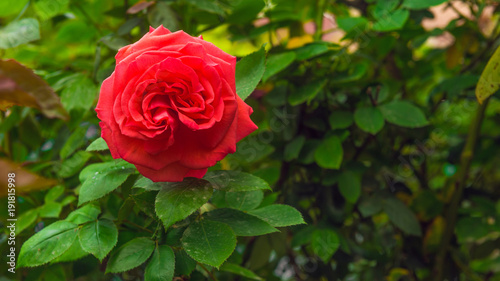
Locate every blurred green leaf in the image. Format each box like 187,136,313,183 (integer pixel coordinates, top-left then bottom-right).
402,0,449,9
329,111,354,130
0,0,29,17
60,74,97,113
338,171,362,203
373,9,409,32
34,0,69,20
314,135,343,169
16,209,38,235
284,135,306,161
0,19,40,49
379,100,428,128
311,229,340,263
354,107,385,134
288,79,327,106
262,52,296,82
383,197,422,236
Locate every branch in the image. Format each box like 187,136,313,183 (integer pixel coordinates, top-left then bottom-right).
432,98,489,281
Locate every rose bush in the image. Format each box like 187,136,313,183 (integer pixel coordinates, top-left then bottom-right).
96,26,257,182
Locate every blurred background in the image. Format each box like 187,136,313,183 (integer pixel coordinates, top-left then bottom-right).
1,0,500,280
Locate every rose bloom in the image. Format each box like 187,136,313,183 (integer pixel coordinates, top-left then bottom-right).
96,26,257,182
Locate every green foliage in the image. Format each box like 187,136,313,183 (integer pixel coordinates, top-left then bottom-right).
4,0,500,280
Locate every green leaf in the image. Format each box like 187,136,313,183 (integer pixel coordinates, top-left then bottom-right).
44,185,65,202
58,151,92,178
262,52,296,82
314,135,343,169
476,45,500,103
225,190,264,211
311,229,340,263
402,0,448,10
155,178,213,228
0,0,29,17
373,9,409,32
336,16,368,33
235,46,266,100
182,220,236,268
61,74,97,113
132,190,158,218
203,170,271,192
288,79,327,106
329,111,354,130
60,126,87,159
332,63,368,83
383,197,422,236
38,202,63,218
51,238,89,263
294,42,330,60
185,0,225,15
248,204,305,227
337,171,362,203
145,245,175,281
284,135,306,161
18,221,79,267
86,137,109,152
0,18,40,49
79,219,118,261
379,100,428,128
78,160,136,206
106,237,155,273
204,208,278,236
134,176,162,190
220,262,263,280
358,195,383,217
65,204,101,224
16,209,38,235
354,107,385,134
175,249,197,276
148,2,179,31
227,0,265,24
34,0,69,20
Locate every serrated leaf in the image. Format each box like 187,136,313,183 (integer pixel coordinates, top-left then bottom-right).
133,176,162,190
354,107,385,134
476,45,500,103
314,135,343,169
383,197,422,236
204,170,271,192
262,52,296,82
379,100,428,128
79,219,118,261
248,204,305,227
220,262,263,280
52,238,89,263
338,171,361,203
182,220,236,268
65,204,101,224
225,190,263,211
288,79,327,106
86,137,109,152
106,237,155,273
145,245,175,281
0,18,40,49
78,160,136,206
236,46,266,100
311,229,340,263
204,208,278,236
18,221,78,268
155,178,213,228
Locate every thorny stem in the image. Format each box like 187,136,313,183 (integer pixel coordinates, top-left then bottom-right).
432,98,489,281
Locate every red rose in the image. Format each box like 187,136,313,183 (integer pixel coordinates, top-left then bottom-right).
96,26,257,182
